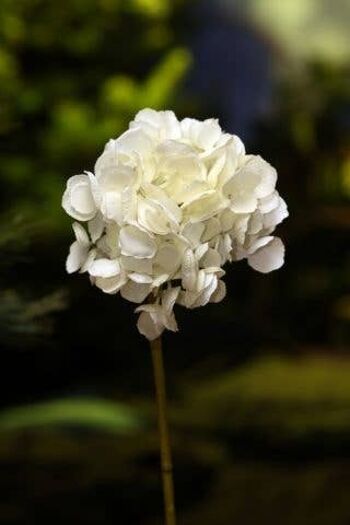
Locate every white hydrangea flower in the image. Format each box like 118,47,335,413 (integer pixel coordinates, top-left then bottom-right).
62,109,288,340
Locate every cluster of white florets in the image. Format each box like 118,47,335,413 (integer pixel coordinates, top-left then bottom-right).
62,109,288,339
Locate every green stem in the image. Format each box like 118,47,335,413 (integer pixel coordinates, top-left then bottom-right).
150,336,177,525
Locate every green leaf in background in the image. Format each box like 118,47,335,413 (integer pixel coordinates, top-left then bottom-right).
102,48,192,113
140,47,192,108
178,356,350,439
0,397,141,434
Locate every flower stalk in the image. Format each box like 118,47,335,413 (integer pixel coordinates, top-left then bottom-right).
150,336,176,525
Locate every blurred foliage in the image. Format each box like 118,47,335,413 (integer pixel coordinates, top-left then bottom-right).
177,356,350,452
0,397,140,433
0,0,190,232
244,0,350,64
0,289,66,347
181,462,350,525
254,60,350,206
0,357,350,524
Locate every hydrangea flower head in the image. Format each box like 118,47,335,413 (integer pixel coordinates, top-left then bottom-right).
62,109,288,340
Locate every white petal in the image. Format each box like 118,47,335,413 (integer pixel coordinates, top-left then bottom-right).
248,212,263,235
263,197,289,229
154,244,182,276
191,274,218,308
121,281,151,303
99,164,137,192
116,128,153,157
253,157,277,198
66,241,88,274
247,235,274,255
230,214,250,244
219,209,235,232
136,308,164,340
210,279,226,303
239,155,277,199
121,187,138,224
230,194,258,214
94,149,117,180
161,111,182,140
201,217,221,242
230,135,246,157
62,175,96,221
204,266,225,278
222,165,257,211
72,222,89,246
207,151,227,187
119,225,157,259
143,183,182,224
137,199,171,235
102,138,116,154
133,109,181,140
103,223,120,258
128,273,153,284
183,191,226,223
101,192,122,222
196,269,206,292
176,289,198,309
224,162,265,213
152,274,169,287
248,237,285,273
197,119,222,150
70,179,95,216
156,138,195,158
181,222,205,247
217,233,232,263
163,311,178,332
230,195,258,214
174,181,209,207
121,255,153,274
231,244,247,262
259,191,280,214
156,145,205,204
162,287,180,315
89,258,120,278
80,248,96,273
135,304,157,314
87,171,102,207
181,118,222,150
195,242,209,262
134,108,161,126
95,274,126,294
200,248,222,268
88,213,104,243
181,248,198,291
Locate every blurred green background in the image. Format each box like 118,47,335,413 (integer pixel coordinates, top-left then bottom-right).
0,0,349,523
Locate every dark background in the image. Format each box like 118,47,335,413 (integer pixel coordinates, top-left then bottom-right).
0,0,349,523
